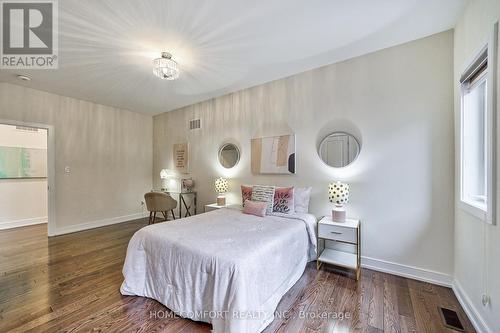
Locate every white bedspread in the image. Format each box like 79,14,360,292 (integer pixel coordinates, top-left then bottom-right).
120,207,317,333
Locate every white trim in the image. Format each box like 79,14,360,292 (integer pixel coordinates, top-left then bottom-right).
459,200,488,220
458,22,498,225
49,212,144,236
0,217,47,230
486,21,497,225
452,279,491,333
361,256,453,287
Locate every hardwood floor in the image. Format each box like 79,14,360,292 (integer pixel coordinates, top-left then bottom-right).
0,220,474,333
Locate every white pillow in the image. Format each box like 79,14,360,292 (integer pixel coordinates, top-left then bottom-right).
294,187,312,213
251,185,275,214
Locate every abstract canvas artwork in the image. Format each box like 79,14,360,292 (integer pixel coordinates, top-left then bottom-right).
251,134,295,174
0,146,47,178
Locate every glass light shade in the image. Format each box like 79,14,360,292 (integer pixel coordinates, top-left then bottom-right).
215,177,229,194
160,169,174,179
153,52,179,80
328,181,350,206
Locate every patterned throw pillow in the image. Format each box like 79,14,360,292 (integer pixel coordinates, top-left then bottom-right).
241,185,253,206
273,187,295,214
251,185,275,214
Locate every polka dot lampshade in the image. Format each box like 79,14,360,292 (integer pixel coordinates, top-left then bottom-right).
328,182,350,206
215,177,229,194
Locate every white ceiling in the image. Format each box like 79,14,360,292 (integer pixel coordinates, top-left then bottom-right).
0,0,466,115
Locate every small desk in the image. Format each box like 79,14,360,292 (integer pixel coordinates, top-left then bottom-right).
167,191,197,218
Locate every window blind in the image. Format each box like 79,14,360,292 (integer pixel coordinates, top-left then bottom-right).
460,46,488,84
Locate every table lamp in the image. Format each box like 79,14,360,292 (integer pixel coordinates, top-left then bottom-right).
215,177,229,206
160,169,178,192
328,181,350,222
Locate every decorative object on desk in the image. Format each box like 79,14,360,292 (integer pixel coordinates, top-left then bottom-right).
173,143,189,173
215,177,229,206
319,132,360,168
328,181,350,222
218,143,240,169
251,134,295,174
181,178,195,192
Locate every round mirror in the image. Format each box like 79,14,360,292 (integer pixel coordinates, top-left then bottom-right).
218,143,240,169
319,132,360,168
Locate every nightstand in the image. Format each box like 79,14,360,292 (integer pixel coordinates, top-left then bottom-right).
316,216,361,280
204,203,227,212
204,203,241,212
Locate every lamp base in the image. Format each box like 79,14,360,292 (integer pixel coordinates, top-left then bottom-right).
217,196,226,206
332,207,346,222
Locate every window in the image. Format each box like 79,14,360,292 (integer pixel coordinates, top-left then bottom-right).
459,25,497,224
461,64,487,211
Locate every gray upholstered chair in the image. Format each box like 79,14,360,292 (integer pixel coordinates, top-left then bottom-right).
144,192,177,224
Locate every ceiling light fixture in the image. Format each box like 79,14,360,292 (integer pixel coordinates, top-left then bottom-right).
153,52,179,80
16,74,31,81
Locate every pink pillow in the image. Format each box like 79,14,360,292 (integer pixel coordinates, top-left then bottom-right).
241,185,252,206
243,200,267,217
273,187,295,213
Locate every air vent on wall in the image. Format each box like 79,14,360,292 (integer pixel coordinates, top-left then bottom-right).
15,126,38,132
189,119,201,130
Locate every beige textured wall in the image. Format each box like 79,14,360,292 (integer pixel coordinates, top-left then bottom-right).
0,82,153,233
154,31,455,277
454,0,500,332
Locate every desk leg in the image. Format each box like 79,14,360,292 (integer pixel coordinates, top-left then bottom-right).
194,194,197,215
178,194,182,218
181,195,190,217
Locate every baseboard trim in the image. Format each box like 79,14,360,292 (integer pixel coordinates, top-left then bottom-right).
50,212,145,236
452,279,491,333
361,256,453,287
0,216,47,230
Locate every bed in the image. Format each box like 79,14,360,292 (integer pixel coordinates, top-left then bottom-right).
120,206,317,333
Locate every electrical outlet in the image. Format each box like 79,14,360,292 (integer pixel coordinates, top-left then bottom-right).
482,294,490,306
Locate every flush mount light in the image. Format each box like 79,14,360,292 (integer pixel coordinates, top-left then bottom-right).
153,52,179,80
16,74,31,81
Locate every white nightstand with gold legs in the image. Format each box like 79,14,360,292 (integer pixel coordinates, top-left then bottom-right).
316,216,361,280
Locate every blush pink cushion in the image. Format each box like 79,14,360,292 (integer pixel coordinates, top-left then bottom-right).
241,185,253,206
273,187,295,213
242,200,267,217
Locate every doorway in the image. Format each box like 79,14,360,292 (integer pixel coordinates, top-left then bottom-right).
0,120,55,236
